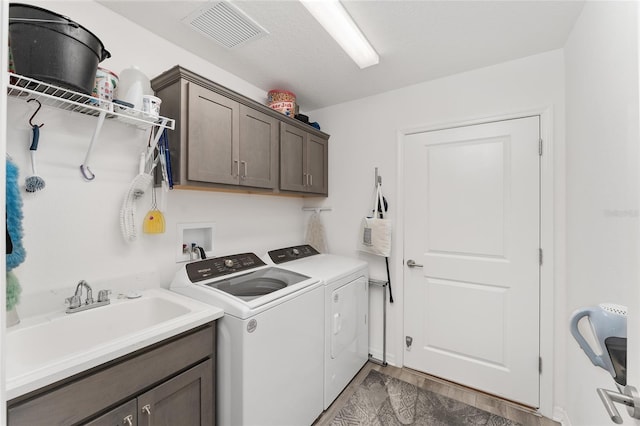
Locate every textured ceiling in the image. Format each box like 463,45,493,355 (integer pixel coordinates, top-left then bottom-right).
99,0,584,111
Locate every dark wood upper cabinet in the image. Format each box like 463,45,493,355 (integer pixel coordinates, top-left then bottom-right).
151,66,329,196
280,123,328,196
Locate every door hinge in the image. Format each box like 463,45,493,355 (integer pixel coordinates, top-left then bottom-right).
539,138,543,156
539,356,543,373
539,248,543,266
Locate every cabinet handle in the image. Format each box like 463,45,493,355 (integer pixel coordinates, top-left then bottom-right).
309,174,313,187
241,161,247,179
234,160,240,177
141,404,151,425
123,414,134,426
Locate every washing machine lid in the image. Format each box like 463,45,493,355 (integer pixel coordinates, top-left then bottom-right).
171,252,321,319
205,267,311,301
267,245,368,282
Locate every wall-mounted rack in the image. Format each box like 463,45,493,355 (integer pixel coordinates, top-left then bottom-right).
302,207,332,213
7,72,176,181
368,278,388,367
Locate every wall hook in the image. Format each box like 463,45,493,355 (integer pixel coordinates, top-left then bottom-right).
302,207,333,213
375,167,382,186
27,99,44,128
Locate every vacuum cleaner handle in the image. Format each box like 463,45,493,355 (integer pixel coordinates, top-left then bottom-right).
570,307,607,369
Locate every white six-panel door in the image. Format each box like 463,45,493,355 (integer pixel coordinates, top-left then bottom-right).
403,116,541,407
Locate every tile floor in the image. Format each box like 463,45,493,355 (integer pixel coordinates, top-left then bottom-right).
313,361,560,426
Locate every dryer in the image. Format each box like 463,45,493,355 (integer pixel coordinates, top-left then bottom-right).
267,245,369,409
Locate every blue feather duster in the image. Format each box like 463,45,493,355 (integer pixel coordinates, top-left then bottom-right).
6,156,26,270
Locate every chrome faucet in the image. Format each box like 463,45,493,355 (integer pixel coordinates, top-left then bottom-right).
79,280,93,304
65,280,110,314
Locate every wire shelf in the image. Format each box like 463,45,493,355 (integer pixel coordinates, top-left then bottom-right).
7,72,175,181
7,72,175,131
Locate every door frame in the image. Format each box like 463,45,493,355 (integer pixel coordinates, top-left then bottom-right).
1,0,9,422
394,106,556,418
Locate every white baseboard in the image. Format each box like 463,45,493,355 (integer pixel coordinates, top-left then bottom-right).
368,349,397,367
553,406,572,426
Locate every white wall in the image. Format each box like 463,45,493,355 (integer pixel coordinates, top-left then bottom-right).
5,0,307,309
8,1,640,423
308,49,565,416
564,2,640,425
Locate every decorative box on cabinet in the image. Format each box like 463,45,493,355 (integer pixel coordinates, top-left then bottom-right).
7,323,216,426
151,66,330,196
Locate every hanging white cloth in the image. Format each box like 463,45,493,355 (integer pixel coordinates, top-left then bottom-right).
305,211,328,253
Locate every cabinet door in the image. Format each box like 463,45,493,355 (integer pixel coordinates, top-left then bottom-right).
239,105,279,189
188,83,239,185
137,359,213,426
306,134,328,195
280,123,307,192
83,400,137,426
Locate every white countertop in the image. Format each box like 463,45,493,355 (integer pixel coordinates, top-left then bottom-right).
6,288,223,400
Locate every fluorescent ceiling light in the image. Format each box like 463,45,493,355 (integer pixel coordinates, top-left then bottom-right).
300,0,379,69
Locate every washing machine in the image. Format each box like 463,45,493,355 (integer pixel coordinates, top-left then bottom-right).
170,252,324,426
266,245,369,409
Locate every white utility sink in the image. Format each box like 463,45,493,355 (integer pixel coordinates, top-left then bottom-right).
6,288,223,400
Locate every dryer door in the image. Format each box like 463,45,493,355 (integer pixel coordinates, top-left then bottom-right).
331,276,368,359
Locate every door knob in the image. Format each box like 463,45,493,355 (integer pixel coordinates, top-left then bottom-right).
406,259,423,268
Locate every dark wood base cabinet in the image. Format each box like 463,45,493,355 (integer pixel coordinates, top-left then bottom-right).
8,323,216,426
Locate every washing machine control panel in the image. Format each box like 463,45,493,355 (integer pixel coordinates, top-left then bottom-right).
268,245,319,264
186,252,266,283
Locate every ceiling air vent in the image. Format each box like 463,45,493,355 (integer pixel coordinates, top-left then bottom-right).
182,1,268,49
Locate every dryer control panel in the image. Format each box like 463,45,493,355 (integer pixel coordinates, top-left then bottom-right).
186,252,266,283
268,245,319,264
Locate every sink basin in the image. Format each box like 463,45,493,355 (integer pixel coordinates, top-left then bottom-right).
6,288,223,400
